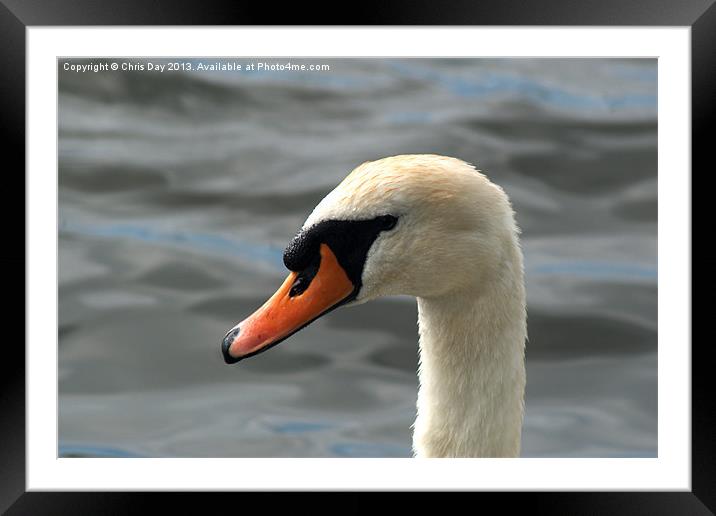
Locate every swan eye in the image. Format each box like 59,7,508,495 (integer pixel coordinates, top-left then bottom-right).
378,215,398,231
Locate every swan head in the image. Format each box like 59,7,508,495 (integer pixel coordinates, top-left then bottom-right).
222,154,519,364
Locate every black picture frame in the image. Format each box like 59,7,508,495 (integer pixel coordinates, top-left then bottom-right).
4,1,710,513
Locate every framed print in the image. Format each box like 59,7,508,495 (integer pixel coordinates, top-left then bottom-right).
5,0,712,513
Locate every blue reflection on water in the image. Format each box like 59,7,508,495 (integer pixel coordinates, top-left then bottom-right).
270,421,332,434
59,443,143,458
533,261,657,279
331,442,412,458
60,219,285,272
384,111,433,125
386,61,657,111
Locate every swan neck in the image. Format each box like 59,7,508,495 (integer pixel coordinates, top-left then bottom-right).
413,279,526,458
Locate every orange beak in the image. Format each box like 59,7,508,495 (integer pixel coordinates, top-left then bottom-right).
222,243,355,363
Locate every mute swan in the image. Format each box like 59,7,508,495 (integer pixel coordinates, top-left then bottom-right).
221,154,527,458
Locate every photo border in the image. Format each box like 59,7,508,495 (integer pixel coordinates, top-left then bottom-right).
5,0,711,512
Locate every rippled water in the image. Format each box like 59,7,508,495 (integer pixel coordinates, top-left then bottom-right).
58,58,657,457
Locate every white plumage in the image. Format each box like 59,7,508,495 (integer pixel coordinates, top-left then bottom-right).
304,154,527,457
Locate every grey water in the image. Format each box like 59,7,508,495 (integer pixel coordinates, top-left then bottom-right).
58,58,657,458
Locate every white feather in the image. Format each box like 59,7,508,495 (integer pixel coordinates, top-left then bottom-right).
304,154,526,457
